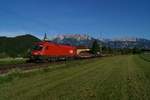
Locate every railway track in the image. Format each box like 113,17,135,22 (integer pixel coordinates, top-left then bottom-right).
0,61,65,74
0,56,104,74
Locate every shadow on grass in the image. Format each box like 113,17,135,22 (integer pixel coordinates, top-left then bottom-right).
139,54,150,62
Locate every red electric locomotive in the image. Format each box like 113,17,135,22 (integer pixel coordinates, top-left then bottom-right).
29,41,77,62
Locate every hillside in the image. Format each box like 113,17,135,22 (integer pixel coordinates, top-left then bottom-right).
0,34,41,58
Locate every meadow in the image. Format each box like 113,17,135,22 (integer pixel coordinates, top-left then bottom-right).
0,54,150,100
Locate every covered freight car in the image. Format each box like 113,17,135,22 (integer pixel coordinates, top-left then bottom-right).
29,41,77,62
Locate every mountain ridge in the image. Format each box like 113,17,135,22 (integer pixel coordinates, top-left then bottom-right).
52,34,150,49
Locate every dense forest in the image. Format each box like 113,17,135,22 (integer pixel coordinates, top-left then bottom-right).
0,34,41,58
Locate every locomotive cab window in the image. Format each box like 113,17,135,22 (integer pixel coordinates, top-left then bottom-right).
32,45,43,51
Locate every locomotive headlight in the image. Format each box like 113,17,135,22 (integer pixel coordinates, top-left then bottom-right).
34,52,38,55
33,52,42,55
69,50,73,54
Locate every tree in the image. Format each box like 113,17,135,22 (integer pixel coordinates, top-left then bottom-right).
91,40,100,54
132,47,142,54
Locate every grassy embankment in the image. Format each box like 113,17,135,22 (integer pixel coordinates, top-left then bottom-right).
0,54,150,100
0,58,26,65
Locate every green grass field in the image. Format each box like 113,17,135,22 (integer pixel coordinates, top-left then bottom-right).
139,53,150,62
0,54,150,100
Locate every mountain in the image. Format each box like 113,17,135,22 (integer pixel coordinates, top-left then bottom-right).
103,38,150,49
52,34,99,47
0,34,41,58
53,34,150,49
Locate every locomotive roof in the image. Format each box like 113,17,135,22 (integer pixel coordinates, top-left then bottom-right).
34,41,76,48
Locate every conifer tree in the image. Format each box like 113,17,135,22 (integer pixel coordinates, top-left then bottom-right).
91,40,100,54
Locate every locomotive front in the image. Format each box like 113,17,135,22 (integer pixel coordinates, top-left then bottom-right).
29,41,77,62
29,42,45,61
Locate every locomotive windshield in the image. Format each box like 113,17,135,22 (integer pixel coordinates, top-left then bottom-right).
32,45,43,51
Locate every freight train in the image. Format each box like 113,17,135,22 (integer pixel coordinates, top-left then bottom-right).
29,41,94,62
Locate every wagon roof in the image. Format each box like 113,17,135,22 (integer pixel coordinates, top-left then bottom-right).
76,46,89,49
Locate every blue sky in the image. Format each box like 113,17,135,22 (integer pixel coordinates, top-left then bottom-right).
0,0,150,39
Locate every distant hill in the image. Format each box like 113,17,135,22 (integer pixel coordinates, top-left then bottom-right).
103,38,150,49
0,34,41,58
